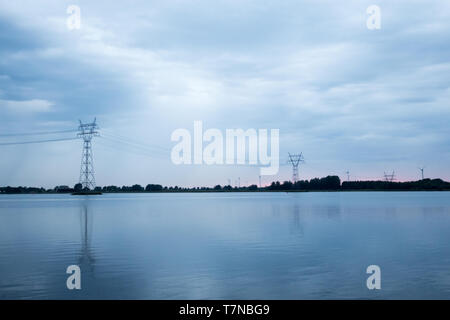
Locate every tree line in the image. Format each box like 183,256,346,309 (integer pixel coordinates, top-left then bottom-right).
1,176,450,194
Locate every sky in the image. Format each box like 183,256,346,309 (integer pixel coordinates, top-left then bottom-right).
0,0,449,188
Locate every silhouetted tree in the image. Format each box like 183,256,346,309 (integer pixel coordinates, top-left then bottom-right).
131,184,144,192
145,184,163,192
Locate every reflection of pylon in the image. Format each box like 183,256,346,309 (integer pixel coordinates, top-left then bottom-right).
384,171,396,182
79,203,95,271
78,119,99,190
288,153,304,183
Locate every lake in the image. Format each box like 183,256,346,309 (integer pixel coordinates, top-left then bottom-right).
1,192,450,299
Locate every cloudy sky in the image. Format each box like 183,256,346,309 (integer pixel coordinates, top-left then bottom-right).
0,0,449,188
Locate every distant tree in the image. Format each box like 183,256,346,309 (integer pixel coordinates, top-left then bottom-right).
294,180,309,190
131,184,144,192
248,184,258,191
268,181,282,191
309,178,320,189
322,175,341,190
55,185,71,193
145,184,163,192
213,185,222,191
102,185,119,192
74,183,83,192
281,181,293,190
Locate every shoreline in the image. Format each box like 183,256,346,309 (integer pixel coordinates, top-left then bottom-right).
1,189,450,195
2,177,450,194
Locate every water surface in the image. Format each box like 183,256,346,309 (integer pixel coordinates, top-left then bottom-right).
1,192,450,299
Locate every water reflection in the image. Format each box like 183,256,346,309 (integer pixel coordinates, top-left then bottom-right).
325,205,341,220
271,203,280,217
383,206,397,217
78,201,95,272
289,203,304,236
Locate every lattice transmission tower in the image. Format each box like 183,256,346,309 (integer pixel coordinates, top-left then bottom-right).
418,166,425,180
78,118,99,190
384,171,396,182
288,152,304,183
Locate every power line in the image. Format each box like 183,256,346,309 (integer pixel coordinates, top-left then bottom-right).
100,133,169,154
101,129,169,152
0,137,78,146
97,138,162,158
0,129,77,137
99,136,168,158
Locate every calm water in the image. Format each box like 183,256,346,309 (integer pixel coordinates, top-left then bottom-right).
1,192,450,299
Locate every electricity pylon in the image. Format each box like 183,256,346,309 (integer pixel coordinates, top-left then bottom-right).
78,118,99,190
384,171,396,182
346,170,350,182
418,166,425,180
288,152,304,183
